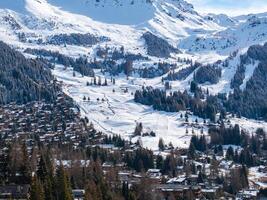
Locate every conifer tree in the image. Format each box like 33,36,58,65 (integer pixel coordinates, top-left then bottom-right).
30,176,45,200
104,78,108,86
263,135,267,150
55,165,73,200
158,138,165,151
20,143,31,183
188,142,196,159
156,155,164,169
85,180,100,200
122,181,129,200
226,146,234,160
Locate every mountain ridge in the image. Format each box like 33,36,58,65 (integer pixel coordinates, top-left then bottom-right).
1,0,267,58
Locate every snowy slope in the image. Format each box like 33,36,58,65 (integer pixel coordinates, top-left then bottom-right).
1,0,267,149
1,0,266,58
0,0,222,48
48,0,155,25
53,65,208,150
204,14,237,27
180,14,267,55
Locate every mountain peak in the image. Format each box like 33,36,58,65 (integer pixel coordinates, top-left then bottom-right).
0,0,198,25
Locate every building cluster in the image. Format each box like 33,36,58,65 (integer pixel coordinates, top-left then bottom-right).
0,94,91,148
99,151,266,200
0,95,266,199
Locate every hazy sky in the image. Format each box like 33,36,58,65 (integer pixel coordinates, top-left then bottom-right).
187,0,267,16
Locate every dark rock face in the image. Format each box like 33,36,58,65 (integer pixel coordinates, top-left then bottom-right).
142,32,180,58
47,33,109,46
0,42,59,104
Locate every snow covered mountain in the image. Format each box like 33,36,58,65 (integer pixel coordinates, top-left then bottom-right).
0,0,223,54
1,0,267,149
1,0,267,59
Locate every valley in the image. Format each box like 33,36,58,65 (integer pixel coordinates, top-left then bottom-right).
0,0,267,199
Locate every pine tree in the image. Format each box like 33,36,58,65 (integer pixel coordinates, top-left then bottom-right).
44,178,54,200
188,142,196,159
98,77,102,86
85,180,100,200
104,78,108,86
158,138,165,151
55,165,73,200
122,181,129,200
217,145,223,156
134,123,143,136
156,155,164,169
197,171,204,183
20,143,31,183
240,165,249,188
30,176,45,200
226,146,234,160
199,135,207,152
124,60,133,77
250,135,260,154
93,77,97,85
37,155,48,182
190,81,198,93
263,135,267,150
37,152,55,200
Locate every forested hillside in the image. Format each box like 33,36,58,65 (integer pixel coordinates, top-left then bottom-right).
226,43,267,120
0,42,59,104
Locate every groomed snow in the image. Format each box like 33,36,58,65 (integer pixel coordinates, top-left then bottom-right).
53,65,208,150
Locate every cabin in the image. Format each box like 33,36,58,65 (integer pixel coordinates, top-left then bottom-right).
0,184,30,200
72,189,85,200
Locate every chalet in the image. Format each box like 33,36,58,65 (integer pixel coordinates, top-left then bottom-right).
156,184,201,199
259,166,267,173
201,186,223,199
115,162,126,170
118,171,132,182
167,176,186,185
72,189,85,200
0,184,30,200
102,162,113,170
236,189,259,200
117,171,142,186
147,169,161,178
259,176,267,183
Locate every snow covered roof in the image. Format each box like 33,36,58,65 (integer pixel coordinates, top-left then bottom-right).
167,177,186,184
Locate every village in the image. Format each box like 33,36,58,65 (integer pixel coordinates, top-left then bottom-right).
0,93,266,200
